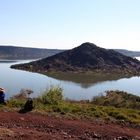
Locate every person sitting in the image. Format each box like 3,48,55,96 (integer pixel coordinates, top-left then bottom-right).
19,98,34,113
0,88,6,104
24,98,34,111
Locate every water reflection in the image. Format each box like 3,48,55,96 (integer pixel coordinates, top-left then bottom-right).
46,72,131,88
0,59,140,100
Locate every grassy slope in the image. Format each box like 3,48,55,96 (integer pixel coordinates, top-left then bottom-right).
4,89,140,126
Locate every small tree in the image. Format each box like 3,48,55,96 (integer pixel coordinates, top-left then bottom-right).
40,86,63,105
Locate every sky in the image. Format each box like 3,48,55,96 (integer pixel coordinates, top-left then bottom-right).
0,0,140,51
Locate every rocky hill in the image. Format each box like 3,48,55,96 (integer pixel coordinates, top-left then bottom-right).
0,45,63,59
11,42,140,75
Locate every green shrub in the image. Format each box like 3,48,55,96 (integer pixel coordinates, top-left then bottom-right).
7,99,25,108
52,105,62,112
38,86,63,105
91,90,140,109
108,111,125,120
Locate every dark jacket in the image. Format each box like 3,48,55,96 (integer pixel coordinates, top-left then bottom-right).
0,91,5,103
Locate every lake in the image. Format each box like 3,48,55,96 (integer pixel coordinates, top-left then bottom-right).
0,58,140,100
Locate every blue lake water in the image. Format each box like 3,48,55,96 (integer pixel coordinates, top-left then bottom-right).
0,58,140,100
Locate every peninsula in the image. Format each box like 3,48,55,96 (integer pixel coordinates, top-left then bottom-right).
11,42,140,76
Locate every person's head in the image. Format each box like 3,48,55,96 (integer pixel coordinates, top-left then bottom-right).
0,88,5,93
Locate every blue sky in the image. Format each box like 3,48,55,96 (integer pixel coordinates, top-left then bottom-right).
0,0,140,50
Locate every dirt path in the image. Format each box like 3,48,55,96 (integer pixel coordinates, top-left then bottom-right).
0,111,139,140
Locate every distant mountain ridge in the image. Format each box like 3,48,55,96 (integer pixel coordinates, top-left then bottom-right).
114,49,140,57
0,45,140,60
11,42,140,75
0,45,63,59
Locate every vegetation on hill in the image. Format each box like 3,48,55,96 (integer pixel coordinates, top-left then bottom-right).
0,45,63,59
11,42,140,75
5,88,140,126
92,90,140,109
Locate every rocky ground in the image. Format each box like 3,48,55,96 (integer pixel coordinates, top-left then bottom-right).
0,111,140,140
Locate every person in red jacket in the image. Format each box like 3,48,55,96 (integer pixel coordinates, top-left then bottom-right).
0,88,6,104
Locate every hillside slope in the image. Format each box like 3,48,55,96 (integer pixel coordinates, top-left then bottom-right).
0,45,63,59
11,42,140,75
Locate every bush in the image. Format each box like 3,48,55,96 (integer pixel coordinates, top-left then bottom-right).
91,90,140,109
38,86,63,105
7,99,25,108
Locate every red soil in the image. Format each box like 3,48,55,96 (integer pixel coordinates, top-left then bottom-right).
0,111,139,140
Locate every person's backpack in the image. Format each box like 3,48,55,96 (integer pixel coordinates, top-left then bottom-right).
24,98,34,111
